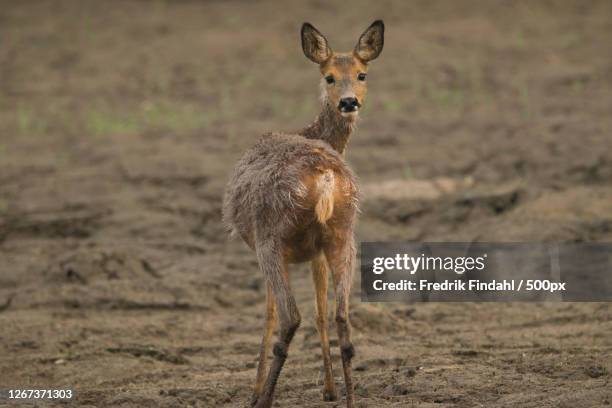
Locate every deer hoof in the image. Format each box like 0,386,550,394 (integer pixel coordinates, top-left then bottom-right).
251,396,272,408
323,389,338,401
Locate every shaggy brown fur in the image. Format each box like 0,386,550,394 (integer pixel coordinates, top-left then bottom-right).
300,96,357,153
222,20,384,408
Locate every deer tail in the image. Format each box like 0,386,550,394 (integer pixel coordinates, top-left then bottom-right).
314,169,335,224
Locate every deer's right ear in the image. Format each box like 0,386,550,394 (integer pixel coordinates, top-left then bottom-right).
301,23,332,64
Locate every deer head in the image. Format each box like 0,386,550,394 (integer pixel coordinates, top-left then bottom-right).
301,20,385,119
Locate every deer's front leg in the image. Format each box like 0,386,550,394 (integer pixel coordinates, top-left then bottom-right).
312,254,337,401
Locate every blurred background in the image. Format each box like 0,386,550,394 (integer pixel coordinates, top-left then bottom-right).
0,1,611,407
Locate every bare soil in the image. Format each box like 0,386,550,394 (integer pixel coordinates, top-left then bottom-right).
1,1,611,407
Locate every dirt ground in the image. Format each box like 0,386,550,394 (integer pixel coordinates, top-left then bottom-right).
1,1,611,407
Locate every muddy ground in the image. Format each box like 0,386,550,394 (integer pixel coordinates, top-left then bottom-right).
1,1,611,407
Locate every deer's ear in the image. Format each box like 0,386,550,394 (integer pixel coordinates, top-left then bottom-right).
301,23,332,64
354,20,384,62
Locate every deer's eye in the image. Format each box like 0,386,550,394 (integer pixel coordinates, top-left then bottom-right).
325,75,335,84
357,73,367,81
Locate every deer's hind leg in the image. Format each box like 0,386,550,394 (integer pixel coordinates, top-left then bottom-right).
252,238,301,408
324,231,356,408
312,253,337,401
250,284,276,406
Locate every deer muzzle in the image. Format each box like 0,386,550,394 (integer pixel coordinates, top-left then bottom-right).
338,97,361,113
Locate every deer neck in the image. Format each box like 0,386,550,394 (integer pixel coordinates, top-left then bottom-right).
299,98,357,154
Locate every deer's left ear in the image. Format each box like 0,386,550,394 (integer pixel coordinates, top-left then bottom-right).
354,20,384,62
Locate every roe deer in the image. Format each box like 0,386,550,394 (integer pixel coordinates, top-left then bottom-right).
222,20,384,408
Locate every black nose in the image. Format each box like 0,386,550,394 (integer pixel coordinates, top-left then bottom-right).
338,97,360,112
